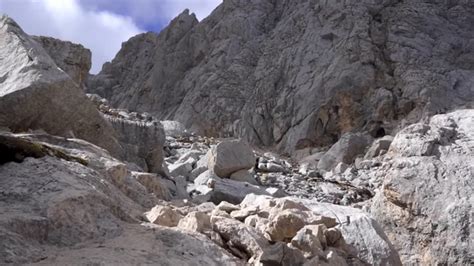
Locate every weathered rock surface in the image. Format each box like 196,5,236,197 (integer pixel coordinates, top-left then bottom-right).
241,194,402,265
0,128,404,265
88,1,474,154
207,139,256,178
33,35,91,88
229,169,258,185
161,120,190,138
211,216,269,260
0,17,166,176
364,135,394,159
207,177,275,205
0,132,239,265
33,224,242,265
88,94,167,174
366,110,474,265
145,205,183,227
2,8,472,265
110,118,166,174
0,16,122,157
318,133,372,171
177,211,212,233
174,194,382,264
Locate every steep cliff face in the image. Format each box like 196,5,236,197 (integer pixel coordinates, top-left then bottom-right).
33,35,91,88
88,0,474,153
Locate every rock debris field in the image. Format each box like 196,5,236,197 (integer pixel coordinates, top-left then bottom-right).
0,0,473,264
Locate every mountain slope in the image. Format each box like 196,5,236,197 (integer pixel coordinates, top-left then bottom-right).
88,0,474,153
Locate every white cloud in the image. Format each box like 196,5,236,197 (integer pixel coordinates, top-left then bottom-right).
0,0,143,73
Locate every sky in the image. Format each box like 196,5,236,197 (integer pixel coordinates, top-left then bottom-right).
0,0,221,73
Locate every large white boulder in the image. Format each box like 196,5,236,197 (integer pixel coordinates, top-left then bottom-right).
207,140,256,178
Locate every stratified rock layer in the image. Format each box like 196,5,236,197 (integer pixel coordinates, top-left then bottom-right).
89,1,474,153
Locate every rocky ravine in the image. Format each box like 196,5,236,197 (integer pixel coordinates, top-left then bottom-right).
88,0,474,154
0,8,473,266
0,15,400,265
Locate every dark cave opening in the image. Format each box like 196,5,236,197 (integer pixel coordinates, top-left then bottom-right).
374,127,386,138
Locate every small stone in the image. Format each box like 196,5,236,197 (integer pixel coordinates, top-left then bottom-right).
229,169,258,185
325,228,344,247
168,158,193,177
256,242,306,266
230,207,258,221
258,162,286,172
207,178,216,188
210,209,232,219
216,201,240,213
266,209,307,242
177,211,211,233
265,187,287,197
308,215,337,228
333,162,349,174
144,205,183,227
291,225,325,258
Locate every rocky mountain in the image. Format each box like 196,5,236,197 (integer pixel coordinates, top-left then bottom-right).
88,0,474,154
0,0,473,264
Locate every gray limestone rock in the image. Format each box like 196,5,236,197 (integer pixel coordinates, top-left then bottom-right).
208,139,256,178
229,169,258,185
161,120,190,138
33,35,91,88
0,132,240,265
318,133,373,171
0,16,122,157
369,110,474,265
108,117,166,175
209,178,274,205
88,1,474,154
2,4,473,265
240,194,401,265
364,135,394,159
286,197,401,266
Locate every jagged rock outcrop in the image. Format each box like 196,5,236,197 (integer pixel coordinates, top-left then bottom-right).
0,16,122,157
88,0,474,154
88,94,167,174
363,110,473,265
108,118,166,174
33,35,91,88
0,131,239,265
